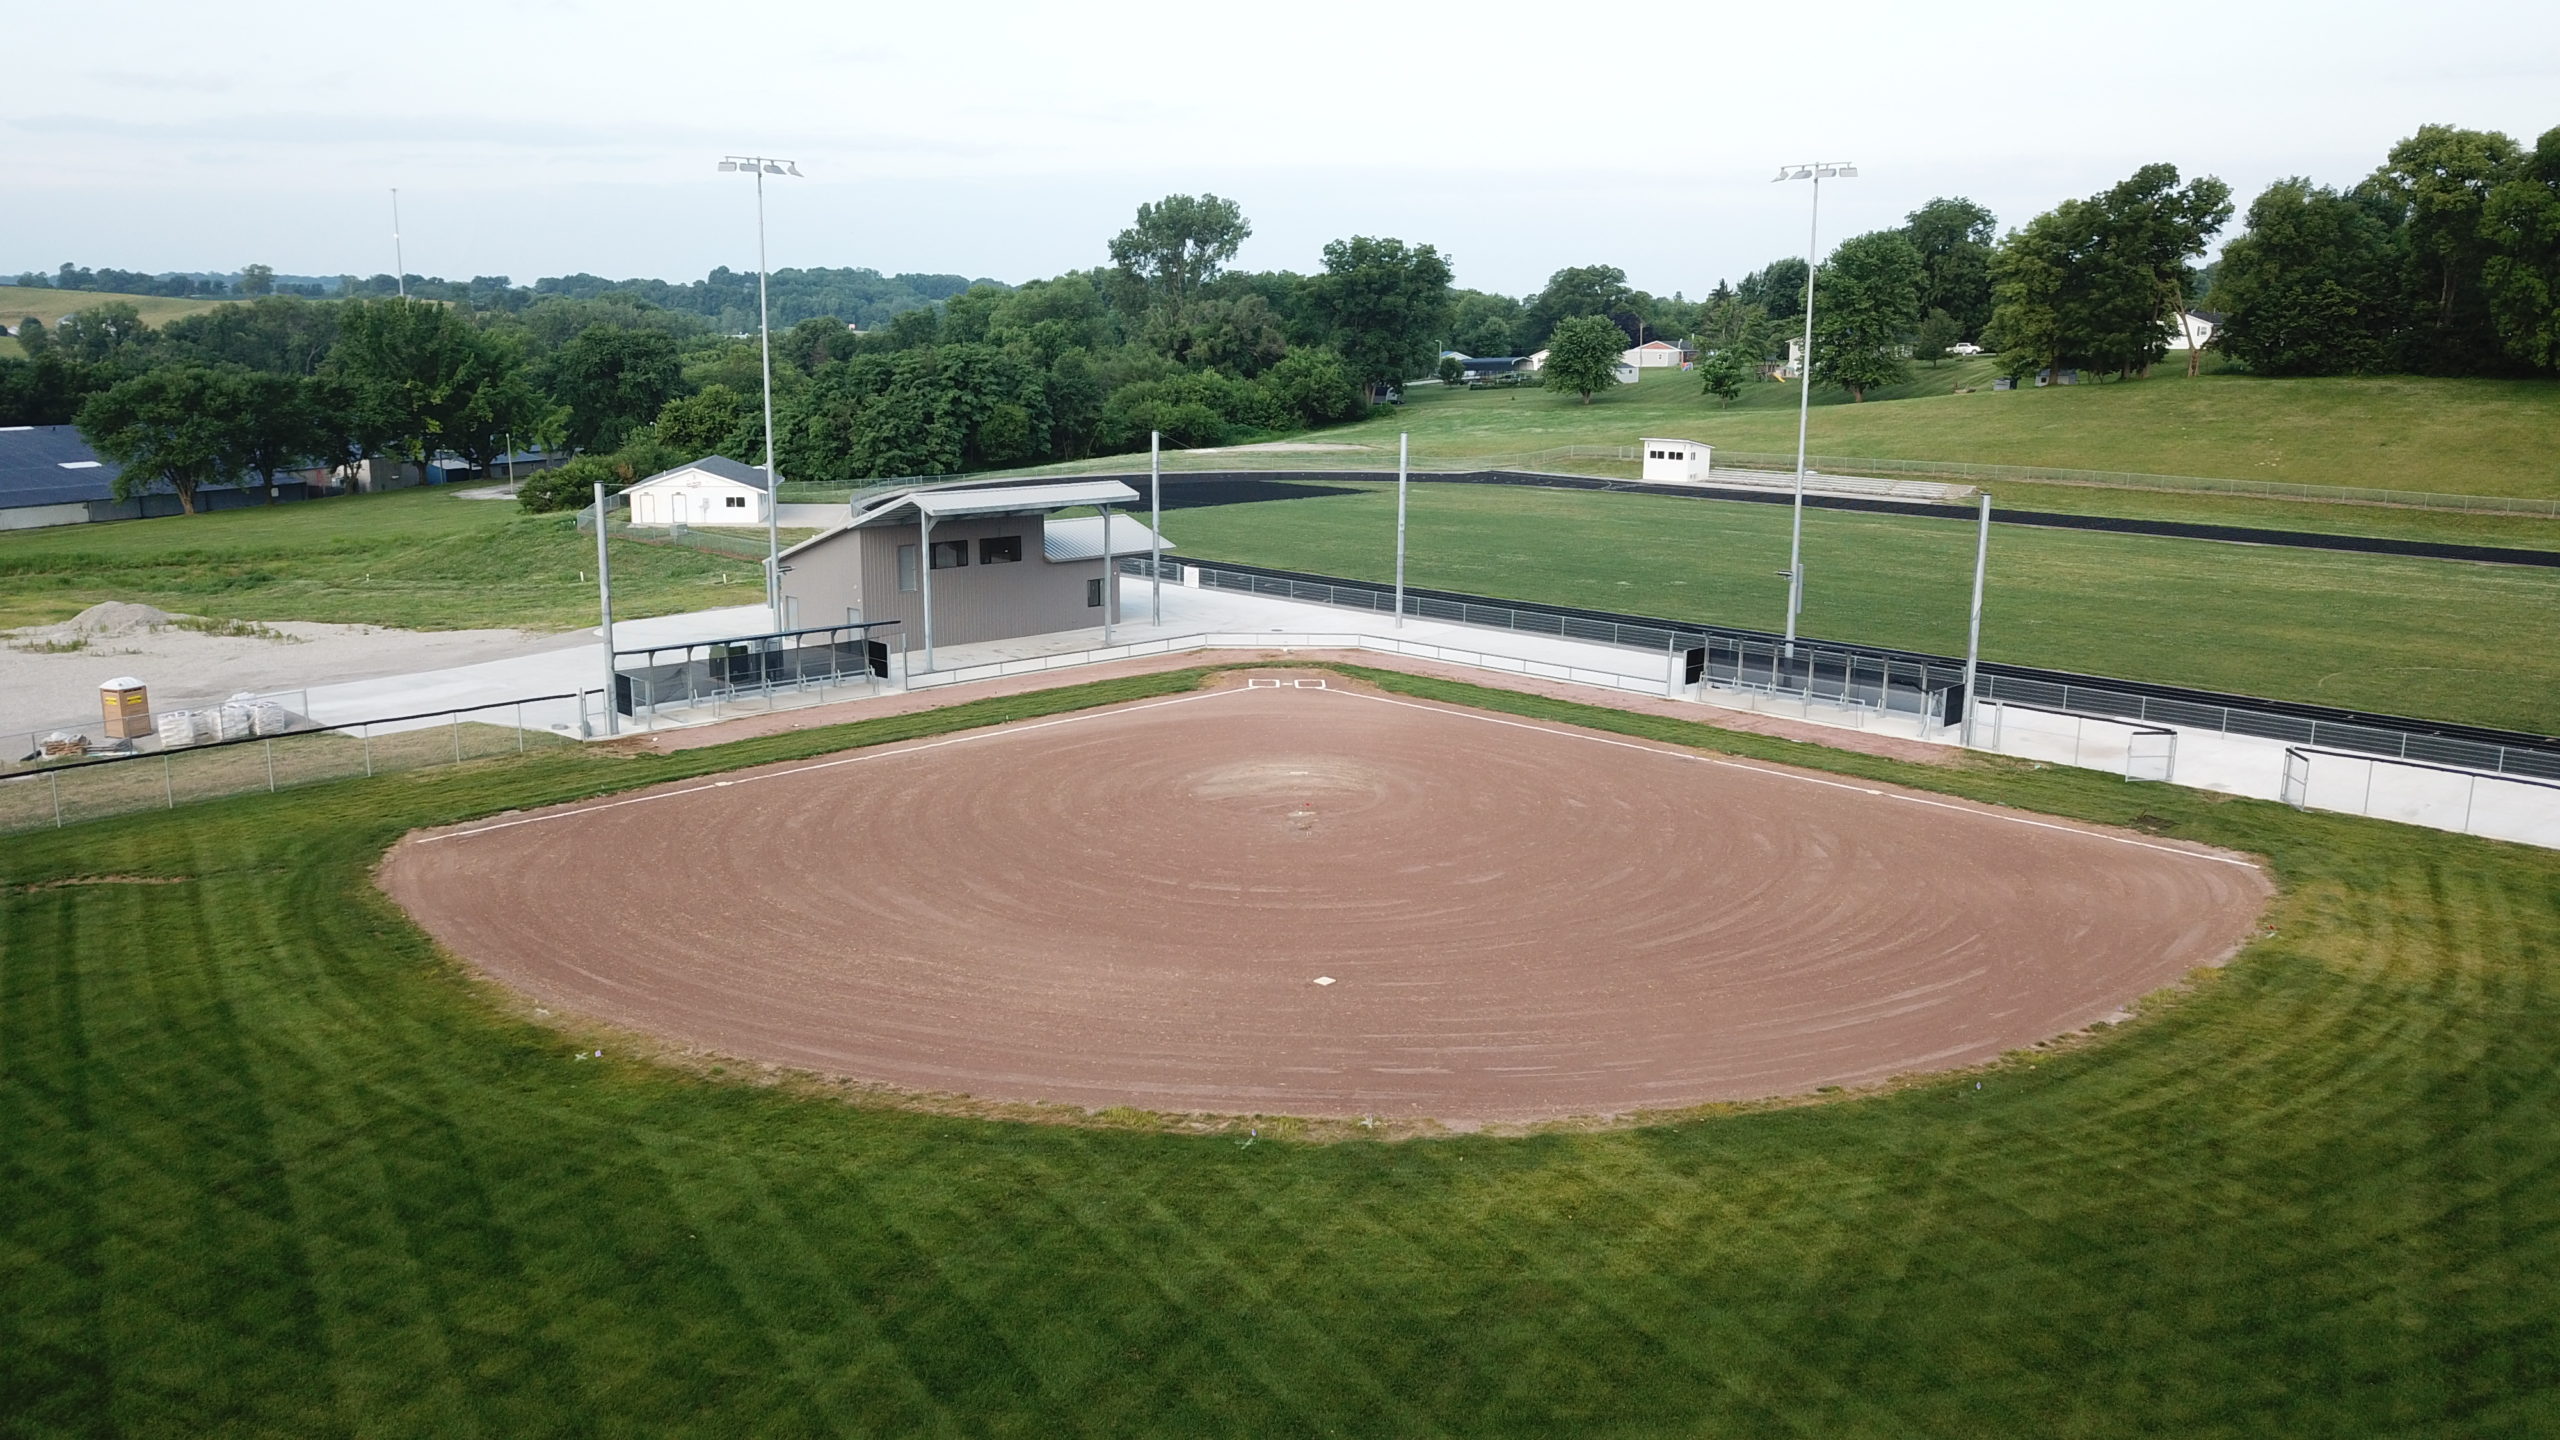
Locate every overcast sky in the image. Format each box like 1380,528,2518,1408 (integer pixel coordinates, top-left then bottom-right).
11,0,2556,299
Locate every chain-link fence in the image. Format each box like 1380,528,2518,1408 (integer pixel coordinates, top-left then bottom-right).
0,694,589,836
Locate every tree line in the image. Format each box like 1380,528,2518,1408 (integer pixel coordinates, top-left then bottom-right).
0,195,1460,513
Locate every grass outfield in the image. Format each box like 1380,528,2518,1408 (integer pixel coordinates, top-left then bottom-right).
1162,481,2560,735
5,665,2559,1434
1324,364,2560,501
0,285,245,360
0,487,763,631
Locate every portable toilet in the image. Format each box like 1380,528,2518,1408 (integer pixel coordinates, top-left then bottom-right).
100,676,151,740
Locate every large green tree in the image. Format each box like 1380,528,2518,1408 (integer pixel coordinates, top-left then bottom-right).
2371,124,2522,372
1302,236,1455,399
326,298,528,473
160,296,342,375
1734,258,1808,322
1517,265,1636,351
1108,195,1251,313
2211,178,2405,375
2482,125,2560,373
544,326,684,454
1540,314,1628,403
1810,231,1924,400
230,370,320,503
1986,163,2230,380
652,383,760,459
53,302,153,365
1446,290,1525,356
75,365,248,515
1901,197,1998,340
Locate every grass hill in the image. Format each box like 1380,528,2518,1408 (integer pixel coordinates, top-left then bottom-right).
1312,361,2560,503
0,285,243,359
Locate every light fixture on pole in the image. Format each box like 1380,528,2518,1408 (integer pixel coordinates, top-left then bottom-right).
720,154,803,631
1772,161,1855,658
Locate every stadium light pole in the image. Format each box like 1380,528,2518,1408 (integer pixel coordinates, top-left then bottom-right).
1773,161,1855,658
1393,433,1409,628
720,154,802,632
1959,493,1991,748
390,189,406,299
1149,430,1163,625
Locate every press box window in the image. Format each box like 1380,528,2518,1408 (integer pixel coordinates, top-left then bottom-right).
897,544,918,592
979,535,1022,565
929,540,969,570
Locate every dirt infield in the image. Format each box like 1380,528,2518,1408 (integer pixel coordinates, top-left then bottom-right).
381,674,2271,1122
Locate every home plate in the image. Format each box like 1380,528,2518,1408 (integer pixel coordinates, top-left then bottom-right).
1312,977,1336,986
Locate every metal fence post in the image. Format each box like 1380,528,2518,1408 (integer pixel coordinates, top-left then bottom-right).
265,740,277,792
163,753,174,809
516,702,526,753
50,770,62,827
452,712,463,763
362,722,373,777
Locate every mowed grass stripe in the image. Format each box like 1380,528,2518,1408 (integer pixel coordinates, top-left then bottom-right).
6,665,2560,1433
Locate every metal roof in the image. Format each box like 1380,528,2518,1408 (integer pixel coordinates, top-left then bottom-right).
628,455,774,492
843,478,1141,529
0,425,124,508
1041,513,1172,563
916,480,1138,518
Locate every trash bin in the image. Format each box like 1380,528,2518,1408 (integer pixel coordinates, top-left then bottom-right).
100,677,151,740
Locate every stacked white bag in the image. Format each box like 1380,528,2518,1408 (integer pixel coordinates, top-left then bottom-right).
156,710,212,747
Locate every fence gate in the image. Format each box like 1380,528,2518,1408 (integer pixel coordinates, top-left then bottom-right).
2127,727,2177,782
2281,747,2312,809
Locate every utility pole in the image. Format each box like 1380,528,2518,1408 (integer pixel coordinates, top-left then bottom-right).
390,189,406,299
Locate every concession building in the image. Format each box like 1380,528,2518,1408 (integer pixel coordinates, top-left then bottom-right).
775,480,1172,666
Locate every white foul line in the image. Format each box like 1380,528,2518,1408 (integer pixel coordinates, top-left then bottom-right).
416,686,1248,844
1328,685,2263,870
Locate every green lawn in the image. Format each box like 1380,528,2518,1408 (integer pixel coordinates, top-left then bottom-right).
0,487,760,632
1313,364,2560,501
1165,481,2560,734
5,664,2559,1435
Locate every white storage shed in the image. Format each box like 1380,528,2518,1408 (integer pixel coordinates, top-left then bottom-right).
1640,438,1712,483
625,456,774,526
